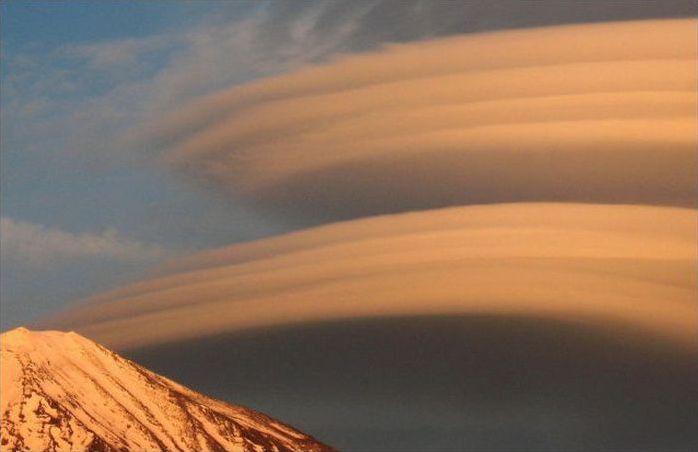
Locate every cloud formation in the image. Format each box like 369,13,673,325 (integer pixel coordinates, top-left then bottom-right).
29,18,698,361
0,217,168,269
9,2,692,172
156,19,696,224
45,203,696,350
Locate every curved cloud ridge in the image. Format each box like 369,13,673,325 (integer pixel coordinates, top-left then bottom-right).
158,19,696,223
47,203,696,350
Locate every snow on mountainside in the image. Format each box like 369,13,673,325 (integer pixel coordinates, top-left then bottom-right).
0,327,333,452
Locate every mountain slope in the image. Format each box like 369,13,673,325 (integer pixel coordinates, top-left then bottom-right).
0,327,332,451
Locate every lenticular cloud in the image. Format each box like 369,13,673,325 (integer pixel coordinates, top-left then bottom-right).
44,19,697,351
157,19,696,223
47,203,696,350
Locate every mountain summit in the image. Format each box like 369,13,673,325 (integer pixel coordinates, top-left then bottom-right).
0,327,332,451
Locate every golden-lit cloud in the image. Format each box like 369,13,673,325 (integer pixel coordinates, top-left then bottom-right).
154,19,696,222
45,203,696,350
39,20,697,354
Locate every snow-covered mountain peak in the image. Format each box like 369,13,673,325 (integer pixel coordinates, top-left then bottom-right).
0,327,332,451
2,327,82,356
0,326,33,347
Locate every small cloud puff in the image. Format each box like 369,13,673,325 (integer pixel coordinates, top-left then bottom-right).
0,217,169,269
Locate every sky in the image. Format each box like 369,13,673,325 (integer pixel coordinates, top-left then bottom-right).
1,2,697,450
2,0,696,330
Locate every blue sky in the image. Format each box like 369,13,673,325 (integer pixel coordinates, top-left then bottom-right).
1,1,694,329
3,2,198,43
1,1,282,328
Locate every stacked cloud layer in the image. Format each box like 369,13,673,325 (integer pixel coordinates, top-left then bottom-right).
48,203,696,350
46,19,696,351
158,19,696,222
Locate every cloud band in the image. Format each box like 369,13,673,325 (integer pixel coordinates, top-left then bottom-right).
45,203,696,350
155,19,696,223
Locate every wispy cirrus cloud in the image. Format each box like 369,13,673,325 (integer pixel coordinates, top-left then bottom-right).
0,1,382,169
